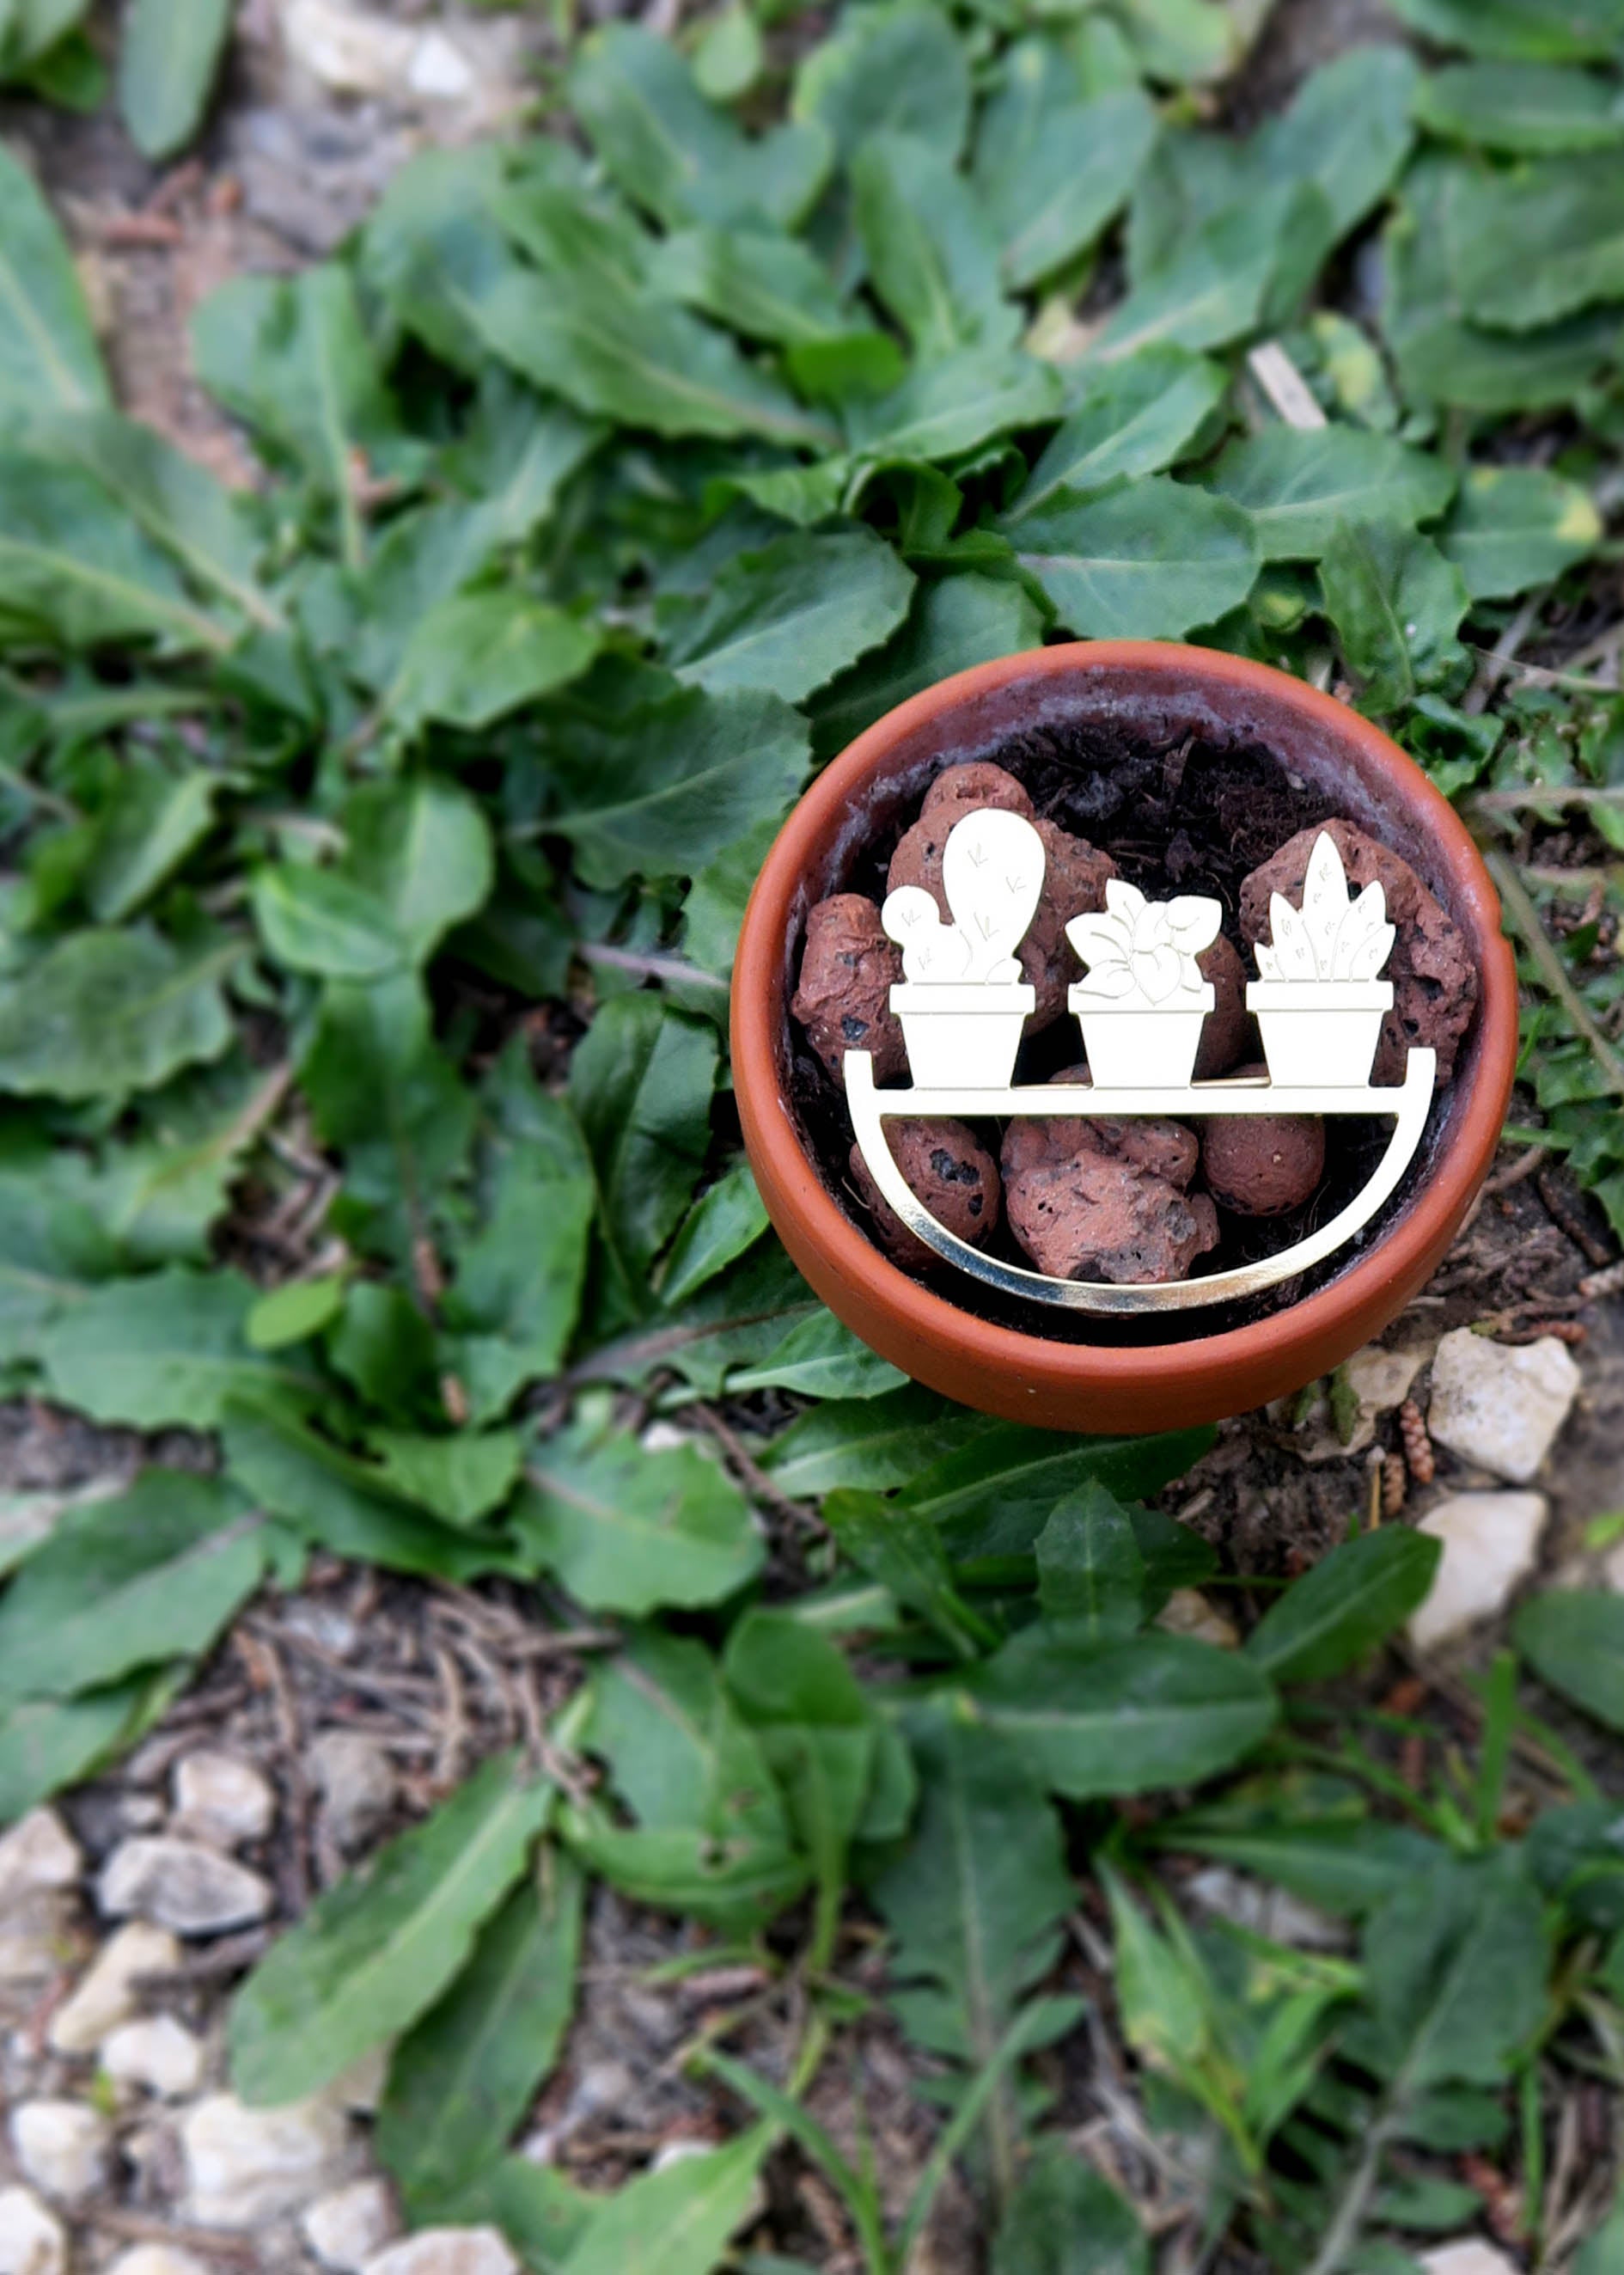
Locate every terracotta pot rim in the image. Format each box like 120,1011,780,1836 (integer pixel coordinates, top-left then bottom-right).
730,640,1519,1430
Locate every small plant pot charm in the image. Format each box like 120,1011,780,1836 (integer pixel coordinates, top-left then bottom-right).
734,643,1518,1433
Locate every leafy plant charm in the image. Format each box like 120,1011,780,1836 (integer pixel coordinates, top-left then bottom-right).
1247,831,1398,1087
879,809,1045,1086
1065,881,1222,1088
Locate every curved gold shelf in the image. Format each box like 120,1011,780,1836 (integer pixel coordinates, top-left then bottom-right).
842,1049,1438,1313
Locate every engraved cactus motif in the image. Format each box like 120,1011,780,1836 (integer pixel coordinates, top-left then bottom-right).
1253,831,1395,984
882,808,1045,986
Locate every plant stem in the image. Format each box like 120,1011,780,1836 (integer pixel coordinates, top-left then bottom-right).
1487,849,1624,1097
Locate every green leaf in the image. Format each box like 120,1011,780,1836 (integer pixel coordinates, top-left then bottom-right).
541,685,810,890
39,1269,313,1427
994,2137,1148,2275
900,1423,1212,1564
560,2128,775,2275
1364,1851,1549,2092
571,23,828,231
792,1,972,162
378,1853,583,2217
360,1430,522,1531
570,994,717,1301
1514,1591,1624,1732
693,5,761,101
222,1401,519,1581
1440,464,1603,599
229,1751,553,2106
727,1309,907,1399
339,777,494,963
872,1715,1071,2065
1035,1484,1147,1640
22,410,280,630
1210,427,1456,562
1010,348,1229,520
327,1281,439,1421
667,526,913,704
1575,2198,1624,2275
1167,1798,1441,1917
469,246,835,450
0,144,109,413
852,131,1017,361
1318,521,1471,714
568,1626,806,1928
84,755,217,925
192,266,404,566
1252,45,1420,242
1384,0,1624,61
517,1413,762,1614
658,1162,769,1306
251,866,404,980
247,1275,348,1352
0,1676,172,1825
1415,61,1624,155
1010,478,1259,639
980,87,1157,293
810,571,1047,762
847,347,1063,466
0,1472,264,1704
823,1487,992,1658
119,0,232,159
1095,186,1323,361
762,1385,986,1499
0,929,233,1102
0,452,229,651
1443,151,1624,331
1246,1528,1443,1685
444,1145,596,1422
390,592,601,732
967,1630,1277,1798
652,226,851,346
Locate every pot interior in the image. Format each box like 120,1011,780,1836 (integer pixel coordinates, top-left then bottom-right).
772,657,1499,1350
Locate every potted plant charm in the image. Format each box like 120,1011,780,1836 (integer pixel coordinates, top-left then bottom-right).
1065,880,1222,1089
1247,831,1397,1088
881,806,1043,1088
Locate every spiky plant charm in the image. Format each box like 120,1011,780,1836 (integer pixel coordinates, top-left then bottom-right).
1247,830,1397,1086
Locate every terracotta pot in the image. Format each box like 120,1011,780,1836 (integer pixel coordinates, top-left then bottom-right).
731,641,1518,1434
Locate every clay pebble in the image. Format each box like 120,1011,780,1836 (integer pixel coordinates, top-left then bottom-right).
1194,935,1250,1080
849,1117,1000,1271
1239,819,1477,1085
1200,1067,1326,1215
1001,1082,1218,1284
791,894,907,1083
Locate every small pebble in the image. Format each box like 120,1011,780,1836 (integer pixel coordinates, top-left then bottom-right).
1408,1492,1549,1649
106,2247,214,2275
361,2232,518,2275
101,2015,206,2100
1201,1067,1324,1215
302,2179,400,2272
0,1811,81,1909
98,1838,273,1937
848,1117,999,1269
308,1731,398,1854
1194,935,1250,1079
791,894,907,1082
9,2101,112,2204
0,2186,65,2275
1426,1328,1582,1483
49,1922,180,2057
172,1752,276,1849
181,2091,352,2228
1003,1102,1218,1285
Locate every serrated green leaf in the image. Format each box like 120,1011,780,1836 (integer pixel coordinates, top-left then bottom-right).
1441,464,1603,598
517,1413,762,1613
570,994,717,1305
667,526,914,703
389,591,601,732
809,571,1047,762
967,1630,1277,1797
229,1750,553,2106
822,1487,991,1658
0,452,230,651
900,1423,1212,1564
119,0,232,159
762,1386,986,1498
1246,1527,1443,1684
1210,426,1456,562
378,1853,583,2217
1318,521,1471,714
1095,185,1322,362
39,1268,314,1426
1010,348,1229,520
1444,151,1624,331
0,144,108,414
1252,45,1419,242
1010,477,1259,637
658,1161,769,1306
0,930,235,1103
0,1471,263,1704
852,131,1017,361
1365,1851,1549,2092
847,347,1063,465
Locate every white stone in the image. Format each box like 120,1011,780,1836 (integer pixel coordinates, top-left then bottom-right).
181,2090,351,2227
0,2186,65,2275
309,1731,396,1852
107,2247,215,2275
9,2100,112,2203
49,1920,179,2054
1155,1587,1239,1648
302,2179,399,2272
0,1893,73,2003
1427,1328,1582,1483
1408,1493,1549,1650
101,2015,206,2099
173,1752,276,1849
362,2231,518,2275
407,30,476,101
99,1837,272,1936
1187,1866,1347,1950
1421,2245,1520,2275
0,1809,80,1909
1343,1343,1429,1414
282,0,416,95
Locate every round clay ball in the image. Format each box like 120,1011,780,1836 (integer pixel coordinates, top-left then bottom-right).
1239,818,1478,1085
920,762,1035,825
1201,1068,1325,1216
1193,934,1250,1080
791,894,907,1084
849,1117,1000,1270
